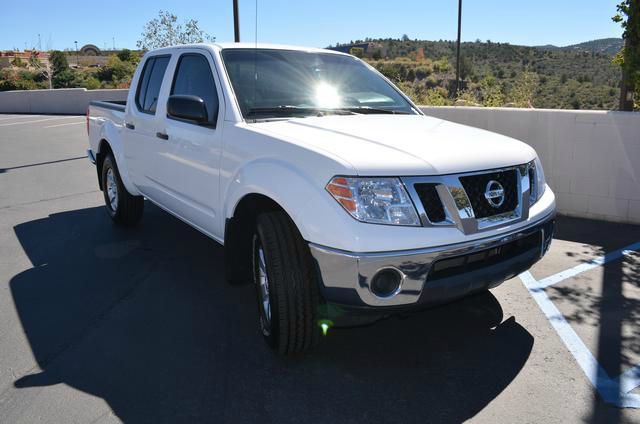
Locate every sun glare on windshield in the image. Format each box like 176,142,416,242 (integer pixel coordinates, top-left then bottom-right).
314,82,341,108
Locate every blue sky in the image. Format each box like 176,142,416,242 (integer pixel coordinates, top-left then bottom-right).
1,0,623,51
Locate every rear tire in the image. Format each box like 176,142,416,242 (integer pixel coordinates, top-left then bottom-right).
253,211,322,354
101,153,144,226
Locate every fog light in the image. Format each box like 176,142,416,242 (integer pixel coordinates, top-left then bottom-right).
370,268,403,298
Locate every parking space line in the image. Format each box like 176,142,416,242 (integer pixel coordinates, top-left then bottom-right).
0,115,45,121
618,365,640,394
43,121,85,129
520,270,640,408
0,116,82,127
535,240,640,289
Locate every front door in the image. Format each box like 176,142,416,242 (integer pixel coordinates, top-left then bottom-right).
153,50,225,238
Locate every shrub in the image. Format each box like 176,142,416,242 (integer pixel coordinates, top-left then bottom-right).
96,55,136,86
349,47,364,58
415,66,431,80
83,77,101,90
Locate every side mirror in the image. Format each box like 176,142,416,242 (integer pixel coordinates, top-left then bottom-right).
167,95,209,124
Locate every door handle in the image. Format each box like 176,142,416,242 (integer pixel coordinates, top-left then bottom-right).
156,132,169,140
125,122,135,130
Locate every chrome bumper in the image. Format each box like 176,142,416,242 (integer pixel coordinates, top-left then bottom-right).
309,213,555,308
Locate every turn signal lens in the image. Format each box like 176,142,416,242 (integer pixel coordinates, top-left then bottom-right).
326,176,420,226
327,179,356,212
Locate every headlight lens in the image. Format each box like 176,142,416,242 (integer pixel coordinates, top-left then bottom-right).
326,177,420,226
529,157,546,204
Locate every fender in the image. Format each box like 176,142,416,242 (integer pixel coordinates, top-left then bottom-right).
97,120,141,196
223,157,356,246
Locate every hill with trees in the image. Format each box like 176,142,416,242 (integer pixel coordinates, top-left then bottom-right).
335,37,623,110
0,35,627,110
536,38,624,55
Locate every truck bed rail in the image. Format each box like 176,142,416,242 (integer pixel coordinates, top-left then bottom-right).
90,100,126,112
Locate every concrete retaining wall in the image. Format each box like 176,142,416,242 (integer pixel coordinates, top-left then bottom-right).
421,106,640,224
0,88,128,115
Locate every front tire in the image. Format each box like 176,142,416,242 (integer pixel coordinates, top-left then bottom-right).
101,153,144,226
253,211,322,354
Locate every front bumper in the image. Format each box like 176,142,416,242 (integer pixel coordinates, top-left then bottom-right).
309,213,555,309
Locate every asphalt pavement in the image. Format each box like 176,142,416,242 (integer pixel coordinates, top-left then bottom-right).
0,114,638,423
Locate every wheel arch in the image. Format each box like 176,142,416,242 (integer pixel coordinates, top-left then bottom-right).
224,193,290,285
94,134,140,196
95,138,112,190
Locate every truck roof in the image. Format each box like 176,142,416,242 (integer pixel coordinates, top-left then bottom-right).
144,42,350,56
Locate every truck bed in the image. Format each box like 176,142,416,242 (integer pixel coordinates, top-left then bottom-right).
87,100,127,158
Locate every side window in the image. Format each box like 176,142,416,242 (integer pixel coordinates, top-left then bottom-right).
135,55,170,114
171,54,219,125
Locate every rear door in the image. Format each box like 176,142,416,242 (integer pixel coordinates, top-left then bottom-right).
123,54,171,196
153,49,225,238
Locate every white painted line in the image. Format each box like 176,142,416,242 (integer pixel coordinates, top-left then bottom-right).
43,121,85,129
0,116,82,127
536,240,640,289
520,271,640,408
617,364,640,394
0,115,45,121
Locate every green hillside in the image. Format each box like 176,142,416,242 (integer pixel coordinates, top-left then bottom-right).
335,38,623,110
536,38,624,55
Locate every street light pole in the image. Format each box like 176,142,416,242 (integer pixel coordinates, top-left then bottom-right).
233,0,240,42
454,0,462,96
74,41,78,66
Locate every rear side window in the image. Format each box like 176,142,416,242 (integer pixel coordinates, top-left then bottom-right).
135,55,170,114
171,54,219,125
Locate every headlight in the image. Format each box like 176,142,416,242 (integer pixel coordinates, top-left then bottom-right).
529,156,546,204
326,177,420,226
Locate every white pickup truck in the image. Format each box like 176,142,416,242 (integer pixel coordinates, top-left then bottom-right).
87,43,556,354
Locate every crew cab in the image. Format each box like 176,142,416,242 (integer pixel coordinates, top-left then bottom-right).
87,43,556,354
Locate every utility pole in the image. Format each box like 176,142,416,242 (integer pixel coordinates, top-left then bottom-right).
233,0,240,42
454,0,462,97
74,41,79,66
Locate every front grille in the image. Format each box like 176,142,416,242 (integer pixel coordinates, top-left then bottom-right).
414,183,447,223
459,169,518,218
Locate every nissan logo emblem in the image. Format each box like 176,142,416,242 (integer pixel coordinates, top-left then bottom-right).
484,180,505,208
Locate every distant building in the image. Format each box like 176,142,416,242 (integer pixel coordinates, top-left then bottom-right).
0,50,49,69
80,44,101,56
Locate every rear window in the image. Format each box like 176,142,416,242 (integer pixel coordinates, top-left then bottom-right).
135,55,170,114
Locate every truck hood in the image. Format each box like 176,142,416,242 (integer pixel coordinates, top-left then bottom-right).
255,114,537,176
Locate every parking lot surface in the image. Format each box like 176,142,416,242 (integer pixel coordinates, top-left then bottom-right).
1,114,639,423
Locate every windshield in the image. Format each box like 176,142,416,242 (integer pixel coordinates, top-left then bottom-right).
221,48,417,119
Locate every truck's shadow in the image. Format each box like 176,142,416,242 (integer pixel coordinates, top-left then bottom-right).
10,204,533,423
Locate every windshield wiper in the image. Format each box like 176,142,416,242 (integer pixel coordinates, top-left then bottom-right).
246,106,356,118
336,107,412,115
246,105,413,119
